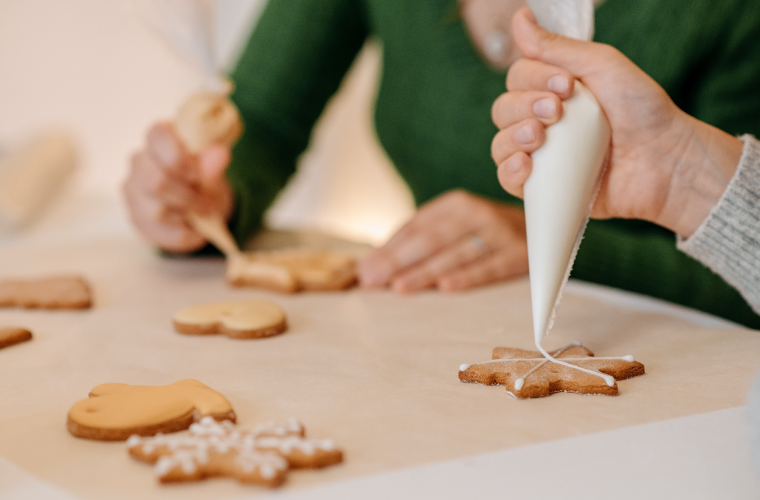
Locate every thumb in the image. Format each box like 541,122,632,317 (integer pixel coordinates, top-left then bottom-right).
512,7,603,78
197,145,231,188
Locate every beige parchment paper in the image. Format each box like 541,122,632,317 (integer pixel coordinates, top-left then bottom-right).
1,236,759,500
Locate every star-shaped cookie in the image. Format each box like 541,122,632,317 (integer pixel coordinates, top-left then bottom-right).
458,343,644,398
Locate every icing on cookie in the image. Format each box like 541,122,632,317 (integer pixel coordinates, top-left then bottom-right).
227,249,356,292
459,342,636,391
68,379,234,429
174,300,285,332
535,341,616,387
128,417,341,484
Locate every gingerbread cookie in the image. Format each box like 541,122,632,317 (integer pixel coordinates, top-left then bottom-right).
459,342,644,398
67,379,236,441
0,327,32,350
0,276,92,309
173,300,287,339
227,249,356,293
127,417,343,487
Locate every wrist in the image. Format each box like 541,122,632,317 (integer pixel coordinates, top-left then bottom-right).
655,114,742,238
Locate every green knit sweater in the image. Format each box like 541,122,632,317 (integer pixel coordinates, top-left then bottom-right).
227,0,760,328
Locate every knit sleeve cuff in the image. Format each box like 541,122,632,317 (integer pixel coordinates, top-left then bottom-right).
677,134,760,314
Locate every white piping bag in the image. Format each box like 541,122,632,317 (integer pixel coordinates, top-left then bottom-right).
131,0,243,257
523,1,611,356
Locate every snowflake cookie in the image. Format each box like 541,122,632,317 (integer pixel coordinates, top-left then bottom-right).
127,417,343,487
459,342,645,398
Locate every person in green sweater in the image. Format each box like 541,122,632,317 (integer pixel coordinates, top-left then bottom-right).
123,0,760,327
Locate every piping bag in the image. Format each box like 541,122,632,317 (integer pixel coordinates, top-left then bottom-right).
523,0,613,383
131,0,244,258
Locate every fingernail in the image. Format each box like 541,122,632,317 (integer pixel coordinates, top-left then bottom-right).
533,98,556,118
507,156,522,173
548,75,569,94
515,124,535,144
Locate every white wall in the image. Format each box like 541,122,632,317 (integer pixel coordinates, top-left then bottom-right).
0,0,414,243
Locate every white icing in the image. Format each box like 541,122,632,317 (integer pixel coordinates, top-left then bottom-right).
131,417,331,481
536,342,615,387
461,342,637,392
126,435,142,447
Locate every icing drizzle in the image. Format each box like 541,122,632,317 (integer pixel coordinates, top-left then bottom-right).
459,341,635,392
127,417,337,479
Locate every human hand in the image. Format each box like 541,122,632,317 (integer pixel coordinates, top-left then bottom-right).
491,7,742,238
357,190,528,293
123,122,233,253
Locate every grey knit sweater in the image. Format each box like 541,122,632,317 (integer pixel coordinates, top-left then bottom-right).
677,135,760,315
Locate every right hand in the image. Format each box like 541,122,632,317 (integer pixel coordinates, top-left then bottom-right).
492,7,742,238
123,123,233,253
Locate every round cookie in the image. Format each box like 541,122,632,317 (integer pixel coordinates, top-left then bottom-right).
173,300,287,339
67,379,236,441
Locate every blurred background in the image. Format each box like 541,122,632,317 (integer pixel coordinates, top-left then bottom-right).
0,0,415,245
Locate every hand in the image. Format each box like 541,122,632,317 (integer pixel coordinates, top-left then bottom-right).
123,123,234,253
357,190,528,293
491,7,743,238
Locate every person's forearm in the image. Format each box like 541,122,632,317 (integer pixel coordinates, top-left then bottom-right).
656,114,743,238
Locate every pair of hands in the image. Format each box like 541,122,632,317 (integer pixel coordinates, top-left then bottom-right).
125,7,742,292
124,122,529,291
124,120,529,292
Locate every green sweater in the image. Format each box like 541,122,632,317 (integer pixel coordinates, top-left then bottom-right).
227,0,760,328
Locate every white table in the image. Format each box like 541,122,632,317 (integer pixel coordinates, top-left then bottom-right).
1,193,759,500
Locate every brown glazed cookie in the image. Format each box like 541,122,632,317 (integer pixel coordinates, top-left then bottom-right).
127,417,343,487
67,379,236,441
0,276,92,309
227,249,356,293
0,327,32,350
459,342,644,398
173,300,287,339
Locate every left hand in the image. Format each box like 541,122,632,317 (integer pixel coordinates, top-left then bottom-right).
357,190,529,293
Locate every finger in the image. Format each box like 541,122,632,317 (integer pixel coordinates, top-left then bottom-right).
512,7,618,79
198,145,231,187
390,235,489,294
437,249,529,292
123,183,206,252
358,191,479,287
506,58,574,99
131,152,205,213
492,91,563,129
146,122,197,182
491,118,546,166
144,221,207,253
496,152,533,199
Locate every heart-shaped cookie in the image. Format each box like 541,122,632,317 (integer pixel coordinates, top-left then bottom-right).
173,300,287,339
67,379,236,441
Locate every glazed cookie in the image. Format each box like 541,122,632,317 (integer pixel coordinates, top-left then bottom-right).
128,417,343,487
459,342,644,398
67,379,236,441
173,300,287,339
227,249,356,293
0,327,32,350
0,276,92,309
